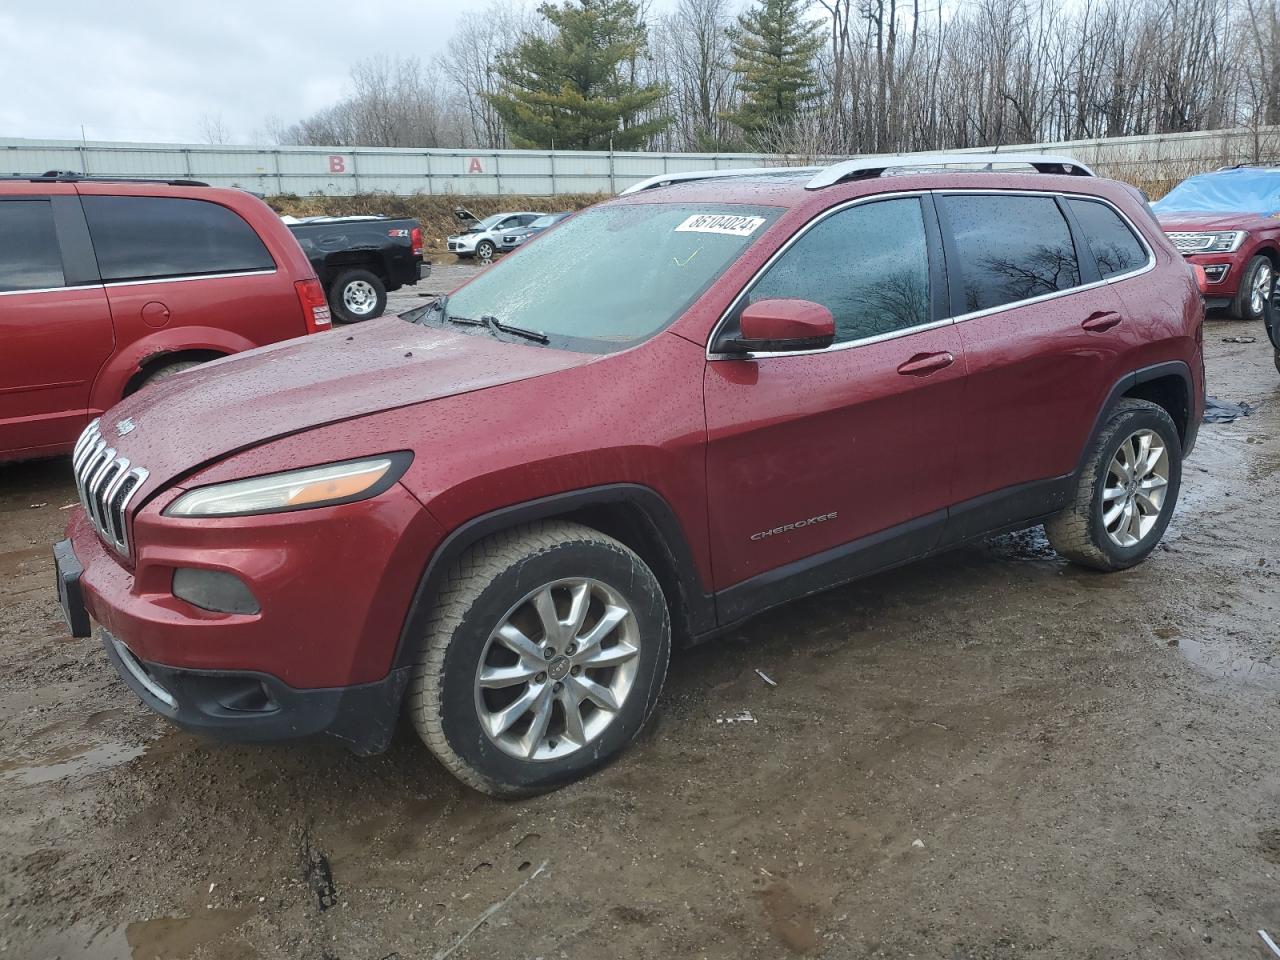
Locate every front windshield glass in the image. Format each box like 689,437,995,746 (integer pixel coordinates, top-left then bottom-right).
421,202,782,352
466,214,504,233
530,214,560,228
1153,170,1280,214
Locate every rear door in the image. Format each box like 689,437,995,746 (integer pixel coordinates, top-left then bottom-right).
80,194,302,351
935,191,1140,541
704,194,966,615
0,192,114,457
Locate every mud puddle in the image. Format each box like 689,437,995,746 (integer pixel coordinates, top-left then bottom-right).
1173,635,1279,687
24,909,250,960
0,740,144,786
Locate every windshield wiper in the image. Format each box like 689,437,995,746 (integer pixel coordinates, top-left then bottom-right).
482,315,550,344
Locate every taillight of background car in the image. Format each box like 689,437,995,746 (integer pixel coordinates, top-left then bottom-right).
411,226,424,257
294,278,332,333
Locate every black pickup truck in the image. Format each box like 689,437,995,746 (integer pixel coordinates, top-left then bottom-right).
285,215,429,322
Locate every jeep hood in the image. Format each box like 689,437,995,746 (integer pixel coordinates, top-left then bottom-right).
103,317,595,494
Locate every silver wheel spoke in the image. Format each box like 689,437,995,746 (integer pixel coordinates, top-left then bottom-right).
1139,475,1168,492
478,663,540,689
558,682,588,745
532,588,563,645
519,687,554,758
579,639,640,669
1103,499,1126,527
574,604,628,657
495,623,544,667
1134,491,1161,516
564,582,591,638
1103,484,1127,502
570,675,620,712
486,683,543,738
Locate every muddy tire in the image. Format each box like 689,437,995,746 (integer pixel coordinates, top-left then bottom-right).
329,269,386,323
1045,398,1182,572
407,521,670,798
135,360,201,392
1230,255,1274,321
1275,349,1280,377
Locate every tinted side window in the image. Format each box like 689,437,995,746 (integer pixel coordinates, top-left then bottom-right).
1066,198,1149,279
0,200,65,292
942,195,1080,313
82,196,274,282
746,197,931,344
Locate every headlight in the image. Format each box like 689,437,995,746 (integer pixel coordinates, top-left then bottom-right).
164,454,411,518
1206,230,1246,252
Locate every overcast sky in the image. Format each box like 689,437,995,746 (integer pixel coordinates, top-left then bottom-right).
2,0,611,145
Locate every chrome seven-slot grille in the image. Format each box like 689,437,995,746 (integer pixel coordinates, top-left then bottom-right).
1165,232,1215,254
72,419,149,556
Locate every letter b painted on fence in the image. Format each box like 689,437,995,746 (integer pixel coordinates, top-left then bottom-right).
328,155,347,174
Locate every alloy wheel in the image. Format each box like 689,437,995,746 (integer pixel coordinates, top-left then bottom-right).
474,578,640,761
342,280,377,315
1251,261,1274,317
1101,428,1170,547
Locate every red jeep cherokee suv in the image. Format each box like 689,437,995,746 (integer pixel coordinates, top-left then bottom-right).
0,174,330,464
54,154,1204,797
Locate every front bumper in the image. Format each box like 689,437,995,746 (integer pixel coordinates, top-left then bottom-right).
1184,252,1245,300
57,480,444,752
99,626,410,754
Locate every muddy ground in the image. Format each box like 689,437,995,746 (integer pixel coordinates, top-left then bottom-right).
1,322,1277,960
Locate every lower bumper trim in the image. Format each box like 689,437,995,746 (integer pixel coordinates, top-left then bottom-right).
100,630,410,755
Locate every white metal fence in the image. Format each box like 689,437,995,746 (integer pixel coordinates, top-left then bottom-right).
4,126,1278,197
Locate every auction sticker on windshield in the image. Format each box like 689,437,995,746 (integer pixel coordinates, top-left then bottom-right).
675,214,767,237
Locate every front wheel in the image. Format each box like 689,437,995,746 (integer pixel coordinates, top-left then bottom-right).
1231,255,1274,322
330,269,386,323
475,240,495,264
1045,398,1182,571
407,522,671,797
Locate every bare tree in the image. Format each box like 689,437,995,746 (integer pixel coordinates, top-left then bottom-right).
197,112,231,145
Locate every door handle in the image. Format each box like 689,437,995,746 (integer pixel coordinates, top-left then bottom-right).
897,351,955,376
1081,311,1123,332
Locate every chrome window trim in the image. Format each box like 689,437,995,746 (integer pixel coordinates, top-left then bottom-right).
0,282,97,298
102,268,277,287
707,188,1156,361
0,267,278,297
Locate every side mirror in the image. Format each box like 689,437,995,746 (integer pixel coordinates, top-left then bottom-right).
721,299,836,353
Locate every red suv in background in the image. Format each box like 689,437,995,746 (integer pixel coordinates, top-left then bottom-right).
0,174,330,463
54,155,1204,797
1153,167,1280,323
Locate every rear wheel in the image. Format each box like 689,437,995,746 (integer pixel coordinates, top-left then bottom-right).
1231,255,1274,321
330,269,386,323
135,359,201,392
1045,399,1182,571
407,521,671,797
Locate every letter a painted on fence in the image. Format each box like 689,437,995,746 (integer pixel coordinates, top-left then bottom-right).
328,155,346,174
467,157,484,174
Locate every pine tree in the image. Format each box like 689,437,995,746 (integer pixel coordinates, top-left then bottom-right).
488,0,670,150
727,0,824,138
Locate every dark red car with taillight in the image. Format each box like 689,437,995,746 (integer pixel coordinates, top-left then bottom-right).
54,155,1204,797
0,174,330,464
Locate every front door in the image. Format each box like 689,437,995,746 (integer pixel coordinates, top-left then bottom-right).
703,195,966,620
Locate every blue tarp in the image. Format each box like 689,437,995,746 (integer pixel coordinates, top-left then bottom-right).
1153,167,1280,215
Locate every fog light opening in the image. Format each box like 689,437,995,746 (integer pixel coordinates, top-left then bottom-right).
172,568,260,615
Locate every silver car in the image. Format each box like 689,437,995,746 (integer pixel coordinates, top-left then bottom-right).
447,210,544,262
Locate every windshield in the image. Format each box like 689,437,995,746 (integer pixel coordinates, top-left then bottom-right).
1153,169,1280,214
418,202,781,352
531,214,560,228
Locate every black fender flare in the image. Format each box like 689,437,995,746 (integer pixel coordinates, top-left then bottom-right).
391,483,715,672
1075,360,1198,476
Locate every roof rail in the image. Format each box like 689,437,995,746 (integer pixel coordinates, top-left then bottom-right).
0,171,210,187
805,153,1094,189
619,166,821,195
